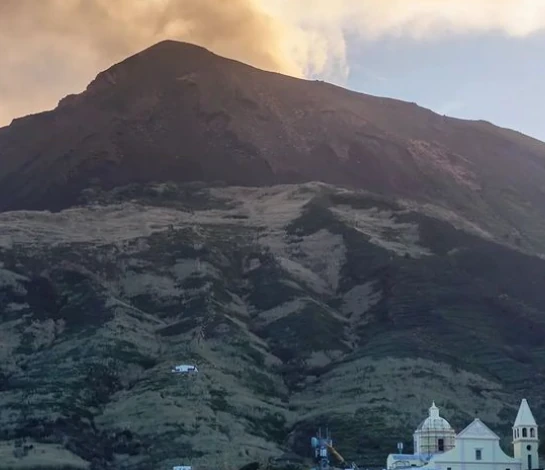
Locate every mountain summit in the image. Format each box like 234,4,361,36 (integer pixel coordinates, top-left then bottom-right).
2,40,545,252
3,40,545,469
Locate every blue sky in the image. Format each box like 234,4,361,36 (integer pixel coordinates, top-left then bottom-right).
346,31,545,141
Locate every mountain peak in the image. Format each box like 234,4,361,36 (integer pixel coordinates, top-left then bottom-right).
2,41,545,255
84,39,221,92
138,39,212,55
127,38,218,66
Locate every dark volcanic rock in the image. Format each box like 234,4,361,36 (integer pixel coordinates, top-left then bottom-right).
2,40,545,254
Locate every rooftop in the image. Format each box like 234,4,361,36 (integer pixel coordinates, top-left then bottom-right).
416,402,454,432
514,399,537,427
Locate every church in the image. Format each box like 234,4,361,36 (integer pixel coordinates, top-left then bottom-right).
386,399,540,470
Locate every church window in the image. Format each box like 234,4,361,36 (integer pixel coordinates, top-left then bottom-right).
475,449,482,460
530,428,535,438
438,439,444,451
527,445,532,451
523,428,528,437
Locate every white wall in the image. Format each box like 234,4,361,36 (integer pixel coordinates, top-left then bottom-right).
387,454,427,469
424,437,521,470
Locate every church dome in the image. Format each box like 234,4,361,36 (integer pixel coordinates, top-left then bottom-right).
416,402,453,432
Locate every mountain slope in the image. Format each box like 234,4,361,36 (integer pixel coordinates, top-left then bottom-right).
2,40,545,254
2,182,545,469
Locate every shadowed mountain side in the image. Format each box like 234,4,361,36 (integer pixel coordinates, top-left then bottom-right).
2,40,545,254
1,183,545,469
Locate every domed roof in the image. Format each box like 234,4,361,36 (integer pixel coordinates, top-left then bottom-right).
416,402,453,432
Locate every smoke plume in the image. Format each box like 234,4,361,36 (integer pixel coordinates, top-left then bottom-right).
1,0,544,126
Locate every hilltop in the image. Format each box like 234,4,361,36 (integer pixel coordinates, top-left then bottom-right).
1,40,545,255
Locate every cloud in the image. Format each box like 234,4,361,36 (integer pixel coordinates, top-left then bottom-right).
0,0,315,125
269,0,545,39
1,0,544,126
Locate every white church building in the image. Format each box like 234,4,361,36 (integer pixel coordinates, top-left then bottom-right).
386,399,540,470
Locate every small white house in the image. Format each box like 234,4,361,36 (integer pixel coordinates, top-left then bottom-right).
173,466,192,470
171,364,198,374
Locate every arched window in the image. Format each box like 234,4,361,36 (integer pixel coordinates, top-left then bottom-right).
522,428,527,438
530,428,535,438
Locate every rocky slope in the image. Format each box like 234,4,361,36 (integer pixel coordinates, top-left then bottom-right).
2,182,545,469
2,40,545,255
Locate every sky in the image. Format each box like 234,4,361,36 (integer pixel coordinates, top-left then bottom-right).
1,0,544,141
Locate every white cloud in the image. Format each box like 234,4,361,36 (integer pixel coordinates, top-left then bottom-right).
1,0,544,126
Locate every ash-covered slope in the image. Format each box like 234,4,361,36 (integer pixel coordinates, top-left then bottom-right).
2,40,545,253
2,183,545,469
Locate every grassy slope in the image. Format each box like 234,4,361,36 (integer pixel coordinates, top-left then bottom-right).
1,182,545,468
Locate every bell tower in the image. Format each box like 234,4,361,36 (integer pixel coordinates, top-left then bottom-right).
513,399,539,470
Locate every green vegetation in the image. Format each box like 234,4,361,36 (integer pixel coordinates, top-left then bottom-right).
245,410,287,444
3,182,545,468
209,388,231,412
263,303,349,362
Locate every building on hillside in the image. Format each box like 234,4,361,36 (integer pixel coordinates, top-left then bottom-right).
386,399,540,470
171,364,198,374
